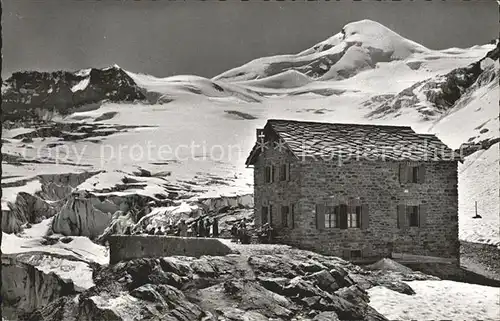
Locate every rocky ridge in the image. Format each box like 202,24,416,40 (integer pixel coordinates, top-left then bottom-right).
366,41,499,120
1,65,146,122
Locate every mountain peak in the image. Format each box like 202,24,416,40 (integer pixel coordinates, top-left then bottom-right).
103,64,122,71
339,19,429,58
214,20,429,82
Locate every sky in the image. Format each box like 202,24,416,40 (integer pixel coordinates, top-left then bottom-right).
2,0,498,78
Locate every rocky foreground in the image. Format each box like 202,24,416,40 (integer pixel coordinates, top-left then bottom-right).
14,243,436,321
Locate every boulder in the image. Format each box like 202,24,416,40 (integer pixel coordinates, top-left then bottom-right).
313,311,341,321
303,270,340,293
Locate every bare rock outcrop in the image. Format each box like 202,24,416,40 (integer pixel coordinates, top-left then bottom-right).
21,247,438,321
367,41,499,120
2,172,100,234
2,65,145,122
1,255,77,320
3,192,56,233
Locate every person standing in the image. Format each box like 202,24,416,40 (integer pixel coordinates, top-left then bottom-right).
212,217,219,238
194,219,200,237
199,219,205,237
231,223,238,242
204,218,211,237
239,219,249,244
178,219,187,237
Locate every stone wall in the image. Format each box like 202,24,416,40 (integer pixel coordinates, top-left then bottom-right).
108,235,234,264
254,154,459,263
253,145,304,247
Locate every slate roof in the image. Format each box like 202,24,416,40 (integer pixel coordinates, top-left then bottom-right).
245,119,459,165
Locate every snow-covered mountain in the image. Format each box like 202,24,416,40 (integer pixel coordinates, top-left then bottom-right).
214,20,430,82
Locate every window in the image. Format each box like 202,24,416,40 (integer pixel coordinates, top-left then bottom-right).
407,206,419,227
291,204,295,229
400,164,425,184
325,206,339,228
281,205,289,227
261,206,269,225
351,250,362,259
265,166,272,183
410,166,419,183
348,206,361,228
279,163,290,181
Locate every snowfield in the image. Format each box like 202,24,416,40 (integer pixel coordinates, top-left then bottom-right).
368,280,500,321
458,145,500,246
2,218,108,291
2,220,108,265
1,179,42,211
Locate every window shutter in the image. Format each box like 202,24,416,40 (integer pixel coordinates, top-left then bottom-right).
418,165,426,183
286,163,291,181
399,164,408,184
361,204,369,229
419,204,427,228
334,205,340,227
339,204,348,229
289,204,294,229
269,204,274,226
397,205,407,229
281,206,286,228
342,249,351,260
316,203,325,230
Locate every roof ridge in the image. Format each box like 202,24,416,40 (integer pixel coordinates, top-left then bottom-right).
267,119,413,129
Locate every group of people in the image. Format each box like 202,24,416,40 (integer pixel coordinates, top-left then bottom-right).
126,223,174,236
177,216,219,238
257,222,274,244
126,215,266,245
231,218,251,244
126,216,219,238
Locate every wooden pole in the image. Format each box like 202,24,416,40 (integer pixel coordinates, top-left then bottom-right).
475,201,478,217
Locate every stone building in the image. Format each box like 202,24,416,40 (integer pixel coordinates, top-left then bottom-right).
245,119,460,263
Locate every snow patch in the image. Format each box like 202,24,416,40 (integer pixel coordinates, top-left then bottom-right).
368,280,500,321
1,179,42,211
71,77,90,92
2,232,109,265
22,254,95,291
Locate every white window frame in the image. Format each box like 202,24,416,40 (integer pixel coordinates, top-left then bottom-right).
325,206,338,228
348,206,361,228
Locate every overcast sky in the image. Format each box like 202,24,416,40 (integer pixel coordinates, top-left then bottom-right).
3,0,498,78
